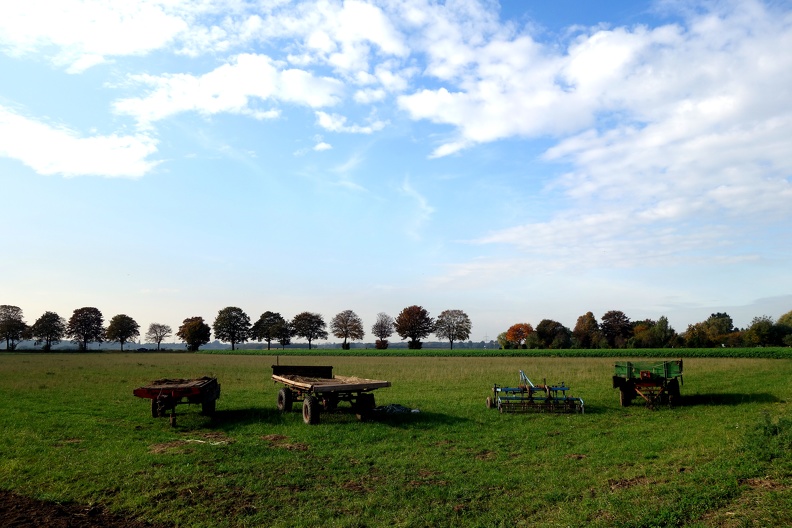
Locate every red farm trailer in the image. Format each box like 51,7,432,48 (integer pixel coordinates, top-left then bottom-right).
133,377,220,426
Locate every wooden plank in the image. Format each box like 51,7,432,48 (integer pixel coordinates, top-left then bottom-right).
272,374,390,393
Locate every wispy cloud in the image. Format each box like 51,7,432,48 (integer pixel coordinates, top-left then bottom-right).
400,176,435,239
0,105,158,177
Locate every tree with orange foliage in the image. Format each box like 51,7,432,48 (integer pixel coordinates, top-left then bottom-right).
505,323,533,349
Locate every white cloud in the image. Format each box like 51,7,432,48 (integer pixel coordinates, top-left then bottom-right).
315,111,387,133
0,106,158,177
314,141,332,151
114,54,344,126
0,0,190,72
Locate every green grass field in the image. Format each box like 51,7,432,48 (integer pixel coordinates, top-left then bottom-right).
1,352,790,527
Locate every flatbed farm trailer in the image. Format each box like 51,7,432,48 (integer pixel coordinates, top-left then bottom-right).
272,365,391,424
612,359,683,409
133,377,220,426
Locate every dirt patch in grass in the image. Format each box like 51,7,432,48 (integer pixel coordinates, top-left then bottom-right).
150,432,235,454
261,434,309,451
608,476,650,490
0,489,165,528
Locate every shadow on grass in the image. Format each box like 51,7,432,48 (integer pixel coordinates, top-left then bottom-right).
369,410,471,428
682,392,781,406
209,407,283,427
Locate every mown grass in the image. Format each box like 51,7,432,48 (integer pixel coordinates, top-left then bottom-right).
0,353,790,527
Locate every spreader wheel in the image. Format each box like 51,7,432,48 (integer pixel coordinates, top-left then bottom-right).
303,395,320,425
667,379,680,407
355,393,376,421
277,388,293,412
201,399,216,416
619,387,632,407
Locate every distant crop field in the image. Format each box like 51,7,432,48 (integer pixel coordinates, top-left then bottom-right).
0,352,790,527
202,346,792,359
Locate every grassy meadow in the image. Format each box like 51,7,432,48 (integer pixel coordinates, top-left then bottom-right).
0,352,790,527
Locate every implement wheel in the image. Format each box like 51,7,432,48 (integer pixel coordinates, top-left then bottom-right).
303,395,320,425
201,399,216,416
277,388,293,412
151,399,159,418
619,387,632,407
355,393,376,421
667,379,681,407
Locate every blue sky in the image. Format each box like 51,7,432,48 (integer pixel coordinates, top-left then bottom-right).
2,0,791,344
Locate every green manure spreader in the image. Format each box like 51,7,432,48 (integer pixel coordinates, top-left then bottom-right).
612,359,683,409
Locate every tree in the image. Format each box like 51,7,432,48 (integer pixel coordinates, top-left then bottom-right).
67,307,104,351
251,311,285,350
273,320,292,349
779,309,792,346
743,315,782,346
31,311,66,351
394,305,434,349
535,319,571,349
371,312,395,349
703,312,735,345
177,316,211,352
145,323,172,351
572,312,600,349
0,305,28,350
212,307,251,351
778,309,792,329
434,309,472,349
505,323,533,349
330,310,364,349
684,322,710,348
600,310,632,348
497,331,514,349
105,314,140,352
291,312,328,349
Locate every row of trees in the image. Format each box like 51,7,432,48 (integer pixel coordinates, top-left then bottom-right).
0,304,472,351
499,310,792,350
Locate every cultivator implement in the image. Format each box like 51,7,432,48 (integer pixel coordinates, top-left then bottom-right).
487,371,584,414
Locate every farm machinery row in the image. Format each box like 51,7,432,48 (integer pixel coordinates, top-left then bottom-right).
132,359,684,426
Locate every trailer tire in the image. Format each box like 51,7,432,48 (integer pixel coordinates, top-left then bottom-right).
303,395,320,425
619,387,632,407
667,379,681,407
277,388,293,412
151,399,159,418
355,393,376,421
201,399,216,416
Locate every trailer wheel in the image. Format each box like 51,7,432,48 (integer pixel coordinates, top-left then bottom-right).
201,399,216,416
277,388,293,412
667,379,680,407
355,393,376,421
303,395,320,425
619,387,632,407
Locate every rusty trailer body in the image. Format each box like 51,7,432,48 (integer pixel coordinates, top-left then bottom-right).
487,370,584,414
272,365,391,425
612,359,683,409
133,377,220,426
